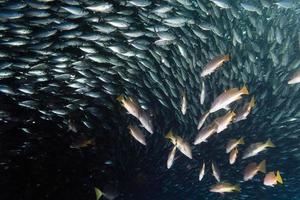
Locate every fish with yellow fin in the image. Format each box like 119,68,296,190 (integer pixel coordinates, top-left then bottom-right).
210,182,240,194
209,86,249,114
194,123,217,145
243,160,266,181
235,97,255,122
166,131,192,159
226,137,244,153
117,95,141,118
201,54,230,77
213,111,236,133
264,170,283,187
118,95,153,134
242,139,275,159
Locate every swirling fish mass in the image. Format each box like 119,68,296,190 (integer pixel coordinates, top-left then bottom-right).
0,0,300,200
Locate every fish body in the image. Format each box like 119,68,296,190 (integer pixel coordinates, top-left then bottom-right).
201,55,230,77
210,182,240,193
117,96,141,118
243,160,266,181
167,146,177,169
226,137,244,153
200,81,205,105
199,162,205,181
210,0,231,9
209,86,249,113
288,70,300,84
229,148,238,165
194,124,217,145
264,171,283,187
86,3,114,13
70,138,95,149
197,111,209,130
213,111,235,133
138,110,154,134
242,139,275,159
212,161,221,182
118,96,153,134
128,125,146,146
181,91,187,115
235,97,255,122
166,131,192,159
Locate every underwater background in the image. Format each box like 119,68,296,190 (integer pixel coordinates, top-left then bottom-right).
0,0,300,199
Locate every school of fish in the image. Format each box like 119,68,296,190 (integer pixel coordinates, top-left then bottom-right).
0,0,300,199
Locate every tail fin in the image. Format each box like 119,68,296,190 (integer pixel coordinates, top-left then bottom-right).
241,86,249,95
230,111,236,117
223,54,230,62
234,184,241,192
265,138,276,148
238,137,245,145
166,131,176,145
117,95,124,102
95,187,103,200
276,171,283,184
258,160,266,173
249,97,255,107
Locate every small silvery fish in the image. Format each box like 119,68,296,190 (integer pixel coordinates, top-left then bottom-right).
197,111,209,130
167,145,177,169
199,162,205,181
211,161,221,182
180,90,187,115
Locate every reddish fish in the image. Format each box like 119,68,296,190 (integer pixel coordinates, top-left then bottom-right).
243,160,266,181
264,171,283,187
209,86,249,113
201,55,230,77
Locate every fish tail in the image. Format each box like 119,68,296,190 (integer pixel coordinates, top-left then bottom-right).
265,138,276,148
234,184,241,192
276,171,283,184
94,187,103,200
241,86,249,95
249,97,255,107
258,160,266,173
230,111,236,117
238,137,245,145
117,95,124,102
223,54,230,62
89,139,96,146
165,131,176,145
